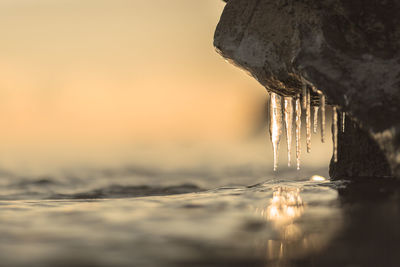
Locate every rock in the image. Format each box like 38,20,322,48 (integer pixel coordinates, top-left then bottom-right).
330,113,392,179
214,0,400,178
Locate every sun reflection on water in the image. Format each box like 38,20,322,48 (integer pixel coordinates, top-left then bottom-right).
255,186,306,261
254,186,306,261
265,187,304,238
253,183,342,263
310,175,327,182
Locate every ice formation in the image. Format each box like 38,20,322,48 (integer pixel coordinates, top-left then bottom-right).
319,91,326,143
301,79,307,110
342,112,346,133
306,88,311,153
284,97,294,167
313,106,319,134
267,87,339,170
295,96,302,170
332,107,338,162
269,92,283,171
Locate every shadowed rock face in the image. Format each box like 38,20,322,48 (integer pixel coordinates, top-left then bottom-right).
329,113,391,179
214,0,400,178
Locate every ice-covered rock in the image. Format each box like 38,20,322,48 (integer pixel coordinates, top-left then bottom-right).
214,0,400,178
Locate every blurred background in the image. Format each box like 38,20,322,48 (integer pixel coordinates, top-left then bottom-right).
0,0,332,186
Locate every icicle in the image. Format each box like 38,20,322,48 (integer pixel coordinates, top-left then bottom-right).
295,96,301,170
301,78,307,110
269,93,283,171
284,97,293,167
342,112,346,133
306,88,311,153
332,106,338,162
313,106,319,134
319,91,326,143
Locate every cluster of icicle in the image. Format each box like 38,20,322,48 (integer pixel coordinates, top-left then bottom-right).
269,84,345,171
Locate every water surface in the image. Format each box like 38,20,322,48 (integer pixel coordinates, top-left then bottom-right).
2,168,398,267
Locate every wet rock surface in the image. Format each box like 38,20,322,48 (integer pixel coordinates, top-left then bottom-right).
214,0,400,178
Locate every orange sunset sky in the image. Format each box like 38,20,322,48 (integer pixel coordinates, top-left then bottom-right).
0,0,332,174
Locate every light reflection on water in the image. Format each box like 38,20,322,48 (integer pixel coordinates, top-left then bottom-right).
253,180,341,265
310,175,327,182
0,177,343,267
2,176,400,266
263,186,305,262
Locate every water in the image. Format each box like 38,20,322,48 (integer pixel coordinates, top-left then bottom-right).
0,171,341,267
1,170,400,267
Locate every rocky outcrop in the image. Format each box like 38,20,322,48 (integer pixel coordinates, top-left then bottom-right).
214,0,400,178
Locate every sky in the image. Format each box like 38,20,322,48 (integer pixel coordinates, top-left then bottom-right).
0,0,332,175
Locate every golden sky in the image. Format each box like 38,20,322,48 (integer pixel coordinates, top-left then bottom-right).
0,0,331,173
0,0,265,144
